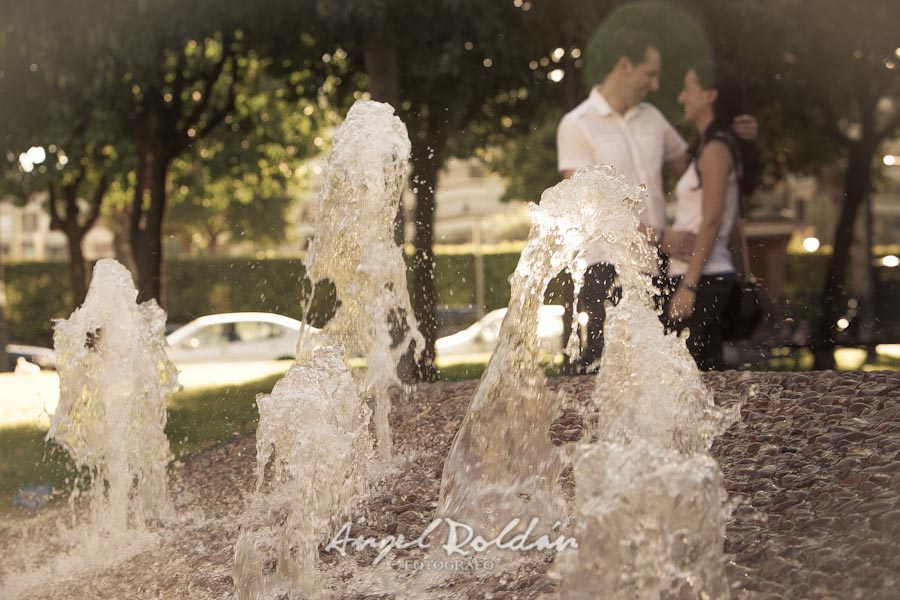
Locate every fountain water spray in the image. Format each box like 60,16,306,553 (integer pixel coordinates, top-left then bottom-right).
558,440,730,599
591,286,739,454
299,99,424,460
234,345,372,599
437,166,651,537
47,258,177,532
438,165,737,594
557,167,737,597
233,99,418,597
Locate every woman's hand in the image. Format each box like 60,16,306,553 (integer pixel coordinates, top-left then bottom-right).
667,283,697,323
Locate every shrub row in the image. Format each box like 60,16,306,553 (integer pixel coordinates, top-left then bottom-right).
5,253,525,346
5,252,892,347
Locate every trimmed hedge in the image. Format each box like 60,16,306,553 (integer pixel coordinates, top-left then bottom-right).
5,261,72,347
5,253,526,346
1,251,866,347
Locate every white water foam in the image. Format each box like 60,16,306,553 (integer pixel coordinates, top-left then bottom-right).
234,345,372,599
48,259,176,529
438,164,737,594
437,166,648,537
299,99,424,460
557,440,731,599
3,259,176,597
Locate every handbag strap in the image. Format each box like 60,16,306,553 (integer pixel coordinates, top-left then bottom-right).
737,219,751,278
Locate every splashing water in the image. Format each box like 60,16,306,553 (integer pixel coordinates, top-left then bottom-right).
590,286,739,453
300,99,424,460
234,345,372,599
48,258,177,532
438,164,737,592
437,166,648,537
557,440,730,599
566,162,737,596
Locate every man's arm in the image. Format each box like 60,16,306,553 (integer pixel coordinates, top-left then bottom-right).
557,113,594,179
664,152,691,178
661,112,691,177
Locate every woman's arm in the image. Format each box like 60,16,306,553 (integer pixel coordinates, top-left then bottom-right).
667,140,733,322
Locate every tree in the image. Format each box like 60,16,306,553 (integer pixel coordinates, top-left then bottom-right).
167,71,329,254
324,0,563,379
4,0,344,304
0,16,127,308
120,30,245,302
0,141,117,309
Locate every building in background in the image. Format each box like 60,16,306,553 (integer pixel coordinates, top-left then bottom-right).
0,193,114,262
295,157,530,251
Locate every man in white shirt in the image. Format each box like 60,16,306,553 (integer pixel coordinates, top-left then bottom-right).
557,30,754,371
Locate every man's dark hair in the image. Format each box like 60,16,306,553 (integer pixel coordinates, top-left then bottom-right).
583,28,657,88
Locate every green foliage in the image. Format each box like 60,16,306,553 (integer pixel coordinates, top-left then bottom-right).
476,108,565,204
165,258,338,326
167,69,325,253
685,0,900,174
4,262,71,346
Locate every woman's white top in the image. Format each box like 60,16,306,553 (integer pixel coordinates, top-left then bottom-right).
668,158,739,277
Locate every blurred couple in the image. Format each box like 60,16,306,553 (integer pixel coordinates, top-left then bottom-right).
557,29,758,372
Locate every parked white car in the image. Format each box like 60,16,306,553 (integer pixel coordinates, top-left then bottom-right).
165,312,321,364
5,344,56,370
435,305,566,358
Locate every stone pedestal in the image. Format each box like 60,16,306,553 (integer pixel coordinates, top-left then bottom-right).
744,217,797,300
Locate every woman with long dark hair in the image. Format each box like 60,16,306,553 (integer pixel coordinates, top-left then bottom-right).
664,61,758,370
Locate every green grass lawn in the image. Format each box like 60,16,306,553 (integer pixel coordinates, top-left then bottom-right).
0,363,489,510
0,373,283,508
0,362,486,513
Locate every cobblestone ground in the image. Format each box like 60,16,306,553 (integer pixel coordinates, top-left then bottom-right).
1,370,898,599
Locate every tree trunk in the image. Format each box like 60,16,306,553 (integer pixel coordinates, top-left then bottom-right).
131,106,173,306
409,119,446,381
364,37,420,381
812,142,875,369
140,150,170,304
110,205,137,278
363,39,407,248
65,227,89,308
207,230,223,255
362,38,400,108
59,184,92,308
0,257,10,372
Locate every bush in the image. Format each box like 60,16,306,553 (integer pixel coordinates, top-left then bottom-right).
5,261,71,347
9,250,879,347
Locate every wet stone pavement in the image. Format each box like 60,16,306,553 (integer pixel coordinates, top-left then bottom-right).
1,370,898,599
705,371,900,600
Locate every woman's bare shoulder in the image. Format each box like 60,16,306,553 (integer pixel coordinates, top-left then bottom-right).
698,139,734,170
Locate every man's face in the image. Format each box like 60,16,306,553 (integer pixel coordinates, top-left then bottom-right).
623,47,661,106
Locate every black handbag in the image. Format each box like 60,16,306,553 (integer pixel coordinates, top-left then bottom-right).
722,276,764,341
722,219,764,341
